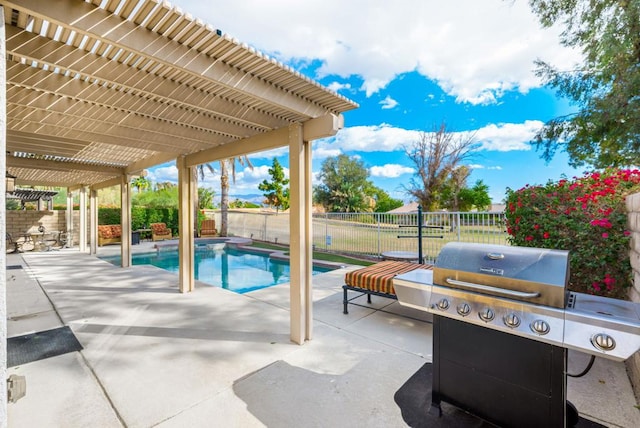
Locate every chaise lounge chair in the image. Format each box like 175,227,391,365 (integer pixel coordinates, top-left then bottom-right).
199,219,218,237
343,260,432,314
150,223,172,241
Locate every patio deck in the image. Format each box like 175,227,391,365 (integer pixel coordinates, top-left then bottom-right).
5,247,640,427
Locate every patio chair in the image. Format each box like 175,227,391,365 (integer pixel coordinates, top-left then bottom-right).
150,223,172,241
199,219,218,237
342,260,432,314
6,233,19,254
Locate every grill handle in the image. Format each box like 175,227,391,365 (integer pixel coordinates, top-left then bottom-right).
445,278,541,299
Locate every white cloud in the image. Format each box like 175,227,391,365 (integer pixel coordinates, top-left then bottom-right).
176,0,581,103
468,164,503,171
312,145,342,159
318,124,420,153
370,164,414,178
147,163,177,183
380,96,398,110
326,81,352,93
474,120,543,151
318,121,542,154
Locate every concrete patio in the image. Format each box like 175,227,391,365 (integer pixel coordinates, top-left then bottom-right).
5,246,640,427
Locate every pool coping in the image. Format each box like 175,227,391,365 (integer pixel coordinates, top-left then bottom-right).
152,237,347,270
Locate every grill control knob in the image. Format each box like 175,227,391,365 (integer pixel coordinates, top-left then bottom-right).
530,319,550,335
456,303,471,317
436,298,450,311
591,333,616,351
503,313,521,328
478,307,495,322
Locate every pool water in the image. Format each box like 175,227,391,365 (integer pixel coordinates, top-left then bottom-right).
100,246,333,294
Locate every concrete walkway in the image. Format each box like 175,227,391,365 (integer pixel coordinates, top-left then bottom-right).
5,247,640,427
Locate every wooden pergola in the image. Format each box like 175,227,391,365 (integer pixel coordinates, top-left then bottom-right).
0,0,357,344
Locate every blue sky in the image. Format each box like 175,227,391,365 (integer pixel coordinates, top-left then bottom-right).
148,0,587,205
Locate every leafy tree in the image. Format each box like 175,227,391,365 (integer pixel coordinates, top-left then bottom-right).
457,180,492,212
371,188,403,213
131,175,151,193
198,187,215,209
5,198,20,210
258,158,290,212
314,154,375,212
404,123,477,210
529,0,640,168
133,186,178,208
440,166,471,211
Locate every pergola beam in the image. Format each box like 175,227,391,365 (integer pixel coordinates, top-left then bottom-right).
7,156,124,174
185,127,290,167
184,114,343,167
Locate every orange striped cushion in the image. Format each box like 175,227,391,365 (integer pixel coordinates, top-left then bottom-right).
345,261,433,295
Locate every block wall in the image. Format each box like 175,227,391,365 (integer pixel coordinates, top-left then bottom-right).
626,192,640,401
6,210,89,245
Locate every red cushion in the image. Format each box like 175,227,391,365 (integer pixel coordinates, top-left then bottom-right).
98,225,112,239
110,225,121,238
151,223,169,234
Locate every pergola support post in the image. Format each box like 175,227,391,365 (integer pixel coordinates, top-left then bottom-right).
177,156,195,293
78,186,87,252
120,175,131,267
66,189,74,247
89,188,98,255
289,123,313,344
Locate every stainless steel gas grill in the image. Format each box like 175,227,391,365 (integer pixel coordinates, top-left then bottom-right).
393,242,640,428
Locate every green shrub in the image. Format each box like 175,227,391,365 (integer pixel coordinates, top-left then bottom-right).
505,169,640,299
98,207,179,234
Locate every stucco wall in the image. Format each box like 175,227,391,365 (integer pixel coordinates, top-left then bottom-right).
626,192,640,400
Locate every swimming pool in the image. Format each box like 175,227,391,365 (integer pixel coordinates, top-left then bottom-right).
100,246,334,294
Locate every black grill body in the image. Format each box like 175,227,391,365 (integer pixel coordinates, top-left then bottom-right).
431,315,567,428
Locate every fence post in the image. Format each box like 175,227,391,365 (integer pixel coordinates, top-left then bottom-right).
324,213,328,250
377,212,381,257
263,213,267,241
456,212,461,241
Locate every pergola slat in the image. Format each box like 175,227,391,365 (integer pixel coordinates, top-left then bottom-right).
2,0,356,187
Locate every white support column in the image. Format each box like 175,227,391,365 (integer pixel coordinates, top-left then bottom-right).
1,6,9,419
78,186,87,252
289,123,313,344
89,188,98,255
66,189,74,247
304,136,313,340
120,175,131,268
177,156,195,293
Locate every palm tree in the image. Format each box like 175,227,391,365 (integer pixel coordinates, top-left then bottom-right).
131,175,150,193
219,156,253,236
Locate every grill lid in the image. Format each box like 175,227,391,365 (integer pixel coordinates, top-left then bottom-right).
433,242,570,308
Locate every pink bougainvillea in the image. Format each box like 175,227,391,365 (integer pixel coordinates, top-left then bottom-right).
505,168,640,299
